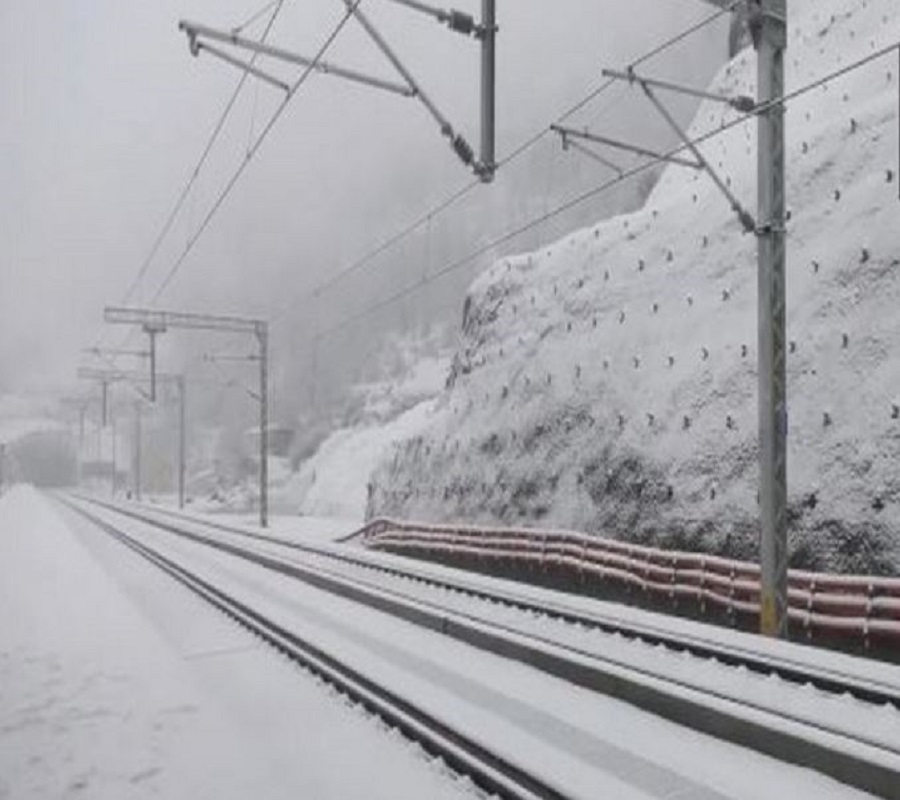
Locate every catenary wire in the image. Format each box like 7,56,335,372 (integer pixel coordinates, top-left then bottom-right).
118,1,287,308
307,38,900,344
268,0,740,322
148,0,364,304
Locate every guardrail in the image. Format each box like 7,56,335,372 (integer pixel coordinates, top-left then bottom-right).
357,518,900,650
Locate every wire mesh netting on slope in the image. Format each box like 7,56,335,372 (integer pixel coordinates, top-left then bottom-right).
369,0,900,575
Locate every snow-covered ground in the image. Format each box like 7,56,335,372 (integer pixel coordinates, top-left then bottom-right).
72,495,890,799
100,496,900,755
0,486,487,799
369,0,900,573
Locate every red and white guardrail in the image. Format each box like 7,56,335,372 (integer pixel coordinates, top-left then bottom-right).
357,518,900,648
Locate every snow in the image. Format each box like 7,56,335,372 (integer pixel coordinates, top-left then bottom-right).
77,497,886,800
369,0,900,573
141,494,354,545
0,486,486,799
274,398,440,521
97,497,900,761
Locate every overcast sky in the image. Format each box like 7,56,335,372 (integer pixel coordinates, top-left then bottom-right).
0,0,727,394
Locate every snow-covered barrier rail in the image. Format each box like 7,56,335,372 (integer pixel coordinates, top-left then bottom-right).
358,518,900,651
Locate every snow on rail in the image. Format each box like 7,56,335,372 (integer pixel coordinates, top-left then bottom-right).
358,518,900,649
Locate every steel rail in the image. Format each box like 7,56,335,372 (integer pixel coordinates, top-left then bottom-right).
60,497,563,800
73,493,900,711
61,494,900,799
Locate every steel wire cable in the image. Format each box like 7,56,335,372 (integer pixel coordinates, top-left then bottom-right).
119,1,287,308
149,1,364,304
307,38,900,344
87,1,287,365
85,1,744,385
269,0,740,322
88,0,735,361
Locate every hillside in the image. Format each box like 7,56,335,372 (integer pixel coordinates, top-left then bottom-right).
368,0,900,574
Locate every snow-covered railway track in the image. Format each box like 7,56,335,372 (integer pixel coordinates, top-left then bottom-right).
64,494,900,799
60,496,566,800
81,495,900,710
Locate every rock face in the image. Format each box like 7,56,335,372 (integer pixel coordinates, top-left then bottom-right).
369,0,900,574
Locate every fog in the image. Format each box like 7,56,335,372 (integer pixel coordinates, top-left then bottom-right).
1,0,728,422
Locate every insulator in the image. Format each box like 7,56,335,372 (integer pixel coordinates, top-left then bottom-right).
451,134,475,166
446,10,476,35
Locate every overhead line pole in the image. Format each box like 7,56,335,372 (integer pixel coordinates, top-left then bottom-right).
78,367,187,510
178,375,186,510
133,400,142,502
104,307,269,527
258,324,269,528
480,0,496,178
753,0,789,638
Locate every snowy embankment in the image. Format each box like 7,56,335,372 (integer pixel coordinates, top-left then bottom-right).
369,0,900,573
271,353,449,520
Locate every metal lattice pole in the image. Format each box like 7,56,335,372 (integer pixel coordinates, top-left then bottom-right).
755,0,789,637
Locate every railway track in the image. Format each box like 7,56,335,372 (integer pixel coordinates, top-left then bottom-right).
63,494,900,799
76,493,900,709
61,496,565,800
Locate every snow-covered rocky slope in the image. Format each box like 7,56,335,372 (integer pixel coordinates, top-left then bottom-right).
270,352,450,520
369,0,900,573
